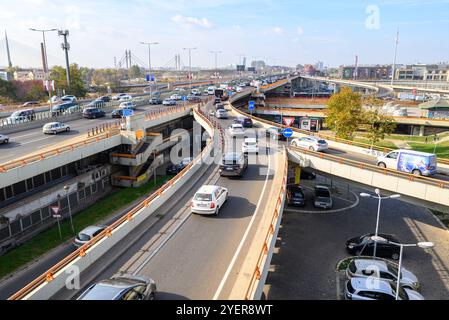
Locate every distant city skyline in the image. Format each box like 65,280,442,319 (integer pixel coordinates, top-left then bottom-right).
1,0,449,69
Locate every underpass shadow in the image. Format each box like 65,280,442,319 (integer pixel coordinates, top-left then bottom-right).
0,141,20,149
155,292,190,300
192,196,256,220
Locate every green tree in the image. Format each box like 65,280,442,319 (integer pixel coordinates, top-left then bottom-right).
50,63,87,98
324,87,363,140
363,109,396,148
0,78,17,100
26,83,47,101
129,65,142,79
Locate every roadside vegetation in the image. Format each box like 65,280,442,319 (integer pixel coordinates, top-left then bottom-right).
0,175,170,280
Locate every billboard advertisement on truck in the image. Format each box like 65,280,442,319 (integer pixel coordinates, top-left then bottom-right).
377,149,437,176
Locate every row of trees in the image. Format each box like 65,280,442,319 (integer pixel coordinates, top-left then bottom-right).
324,87,396,147
0,79,47,104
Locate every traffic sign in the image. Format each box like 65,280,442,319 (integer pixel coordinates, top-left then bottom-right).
248,101,255,110
50,205,60,215
283,117,295,127
53,214,61,218
123,109,134,117
282,127,293,138
182,96,187,101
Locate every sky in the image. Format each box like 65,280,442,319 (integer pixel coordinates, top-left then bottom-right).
0,0,448,69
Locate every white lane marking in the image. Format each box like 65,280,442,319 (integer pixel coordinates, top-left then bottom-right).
212,147,273,300
19,136,53,146
10,132,39,139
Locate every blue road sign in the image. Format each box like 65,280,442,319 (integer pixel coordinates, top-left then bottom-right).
182,96,187,101
248,100,255,110
146,74,150,82
283,127,293,138
123,109,134,117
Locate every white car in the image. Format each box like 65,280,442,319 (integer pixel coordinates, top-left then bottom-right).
162,99,177,106
215,109,228,119
209,109,215,117
61,95,77,102
191,89,200,95
73,225,107,248
228,123,245,138
43,122,70,134
207,86,215,95
170,94,182,101
290,136,328,152
242,138,259,154
112,93,127,100
119,101,136,110
118,95,132,102
345,277,424,300
191,185,228,215
4,115,30,125
0,134,9,144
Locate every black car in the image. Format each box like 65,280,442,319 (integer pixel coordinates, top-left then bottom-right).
300,170,316,180
166,164,180,175
51,102,76,117
98,96,111,103
111,109,124,118
234,117,253,128
287,185,306,207
345,233,401,260
214,97,221,104
149,97,163,105
219,152,248,177
9,109,36,121
86,100,105,108
83,107,106,119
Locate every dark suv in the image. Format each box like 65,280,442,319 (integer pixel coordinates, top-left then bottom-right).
51,102,76,117
9,109,36,121
345,233,401,260
234,117,253,128
287,185,306,207
83,107,106,119
219,152,248,177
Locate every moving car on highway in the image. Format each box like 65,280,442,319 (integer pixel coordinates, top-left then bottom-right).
345,233,401,260
216,109,228,119
228,123,245,138
234,117,253,128
149,97,163,105
219,152,248,177
83,107,106,119
8,109,36,121
162,98,176,106
266,126,286,140
346,257,420,291
61,95,77,102
291,136,328,152
313,185,333,209
73,225,107,248
63,105,83,115
0,134,9,144
242,137,259,154
77,275,157,300
86,99,106,108
118,95,132,102
21,101,39,107
191,185,229,216
119,101,136,110
377,149,437,176
112,93,127,100
111,109,125,118
170,94,182,101
42,122,70,134
51,102,77,117
344,278,424,300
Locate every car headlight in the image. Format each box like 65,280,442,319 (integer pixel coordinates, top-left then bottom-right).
348,245,354,249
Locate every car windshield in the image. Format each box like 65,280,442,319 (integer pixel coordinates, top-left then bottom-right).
77,233,91,241
80,284,124,300
318,140,327,144
194,193,212,201
390,282,408,300
315,188,330,197
292,191,304,198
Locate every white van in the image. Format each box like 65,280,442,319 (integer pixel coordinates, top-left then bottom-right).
191,185,228,215
207,86,215,95
377,149,437,176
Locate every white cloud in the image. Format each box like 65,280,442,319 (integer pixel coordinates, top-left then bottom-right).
297,26,304,35
273,26,284,35
171,15,213,29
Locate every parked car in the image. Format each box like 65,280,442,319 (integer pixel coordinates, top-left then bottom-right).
219,152,248,177
377,149,437,176
313,185,333,209
77,275,157,300
119,101,136,110
0,134,9,144
229,123,245,138
291,136,328,152
300,169,316,180
216,109,228,119
9,109,36,121
51,102,77,116
149,97,163,105
344,277,424,300
266,126,286,140
73,225,107,248
345,233,401,260
346,257,420,291
42,122,70,134
191,185,229,215
242,137,259,154
83,107,106,119
287,185,306,207
162,98,176,106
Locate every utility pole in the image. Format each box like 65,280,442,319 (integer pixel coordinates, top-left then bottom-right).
210,50,222,80
5,30,12,68
183,47,197,89
140,41,159,98
391,28,399,86
58,30,71,89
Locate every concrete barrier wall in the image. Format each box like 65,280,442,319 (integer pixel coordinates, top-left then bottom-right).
20,107,216,300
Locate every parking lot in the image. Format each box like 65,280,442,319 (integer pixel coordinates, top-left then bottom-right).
263,173,449,300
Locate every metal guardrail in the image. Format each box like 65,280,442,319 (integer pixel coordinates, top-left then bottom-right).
288,145,449,189
8,103,217,300
0,105,192,173
244,148,288,299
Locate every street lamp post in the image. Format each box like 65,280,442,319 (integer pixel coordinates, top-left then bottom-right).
64,185,75,234
183,47,197,89
140,41,159,98
210,50,222,82
360,189,401,257
58,30,71,90
371,236,434,300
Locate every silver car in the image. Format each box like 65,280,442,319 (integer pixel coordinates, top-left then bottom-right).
346,258,419,290
291,136,328,152
216,109,228,119
0,134,9,144
77,274,156,300
42,122,70,134
73,225,106,248
345,277,424,300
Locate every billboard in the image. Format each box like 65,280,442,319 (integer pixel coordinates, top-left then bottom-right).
236,65,245,71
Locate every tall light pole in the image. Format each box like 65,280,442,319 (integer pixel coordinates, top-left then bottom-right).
63,185,75,234
360,189,401,257
391,28,399,86
210,50,222,79
29,28,57,100
183,47,197,89
371,236,434,300
140,41,159,97
58,29,71,90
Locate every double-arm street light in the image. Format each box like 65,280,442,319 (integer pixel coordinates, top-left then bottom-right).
370,235,434,300
183,47,197,88
210,50,222,79
140,41,159,97
360,189,401,257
